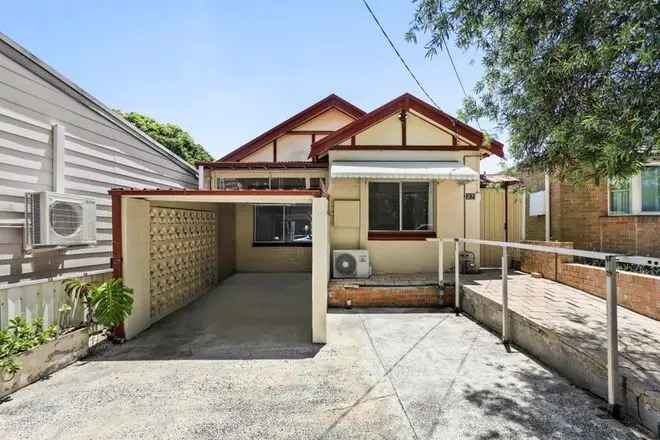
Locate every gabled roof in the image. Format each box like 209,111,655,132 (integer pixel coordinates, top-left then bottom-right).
219,94,365,162
0,32,197,176
309,93,504,159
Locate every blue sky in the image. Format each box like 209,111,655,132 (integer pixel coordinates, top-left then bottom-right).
3,1,506,172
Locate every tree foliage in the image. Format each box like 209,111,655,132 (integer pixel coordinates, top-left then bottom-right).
407,0,659,182
118,111,213,165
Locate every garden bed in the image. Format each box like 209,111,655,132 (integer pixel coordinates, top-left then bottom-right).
1,327,89,398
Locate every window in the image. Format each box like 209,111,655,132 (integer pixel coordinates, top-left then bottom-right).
642,166,659,212
219,178,269,190
217,176,324,190
309,177,325,189
368,182,432,231
254,205,312,245
609,178,631,214
608,165,660,215
270,178,306,189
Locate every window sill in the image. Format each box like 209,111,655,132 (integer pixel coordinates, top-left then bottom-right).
368,231,436,241
605,213,660,218
252,242,312,247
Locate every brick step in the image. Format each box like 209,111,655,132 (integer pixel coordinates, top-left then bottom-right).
328,283,451,308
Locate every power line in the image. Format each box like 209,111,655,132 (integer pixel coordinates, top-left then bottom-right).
360,0,440,109
442,39,482,129
361,0,482,129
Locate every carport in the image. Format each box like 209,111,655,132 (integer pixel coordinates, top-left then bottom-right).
109,189,329,344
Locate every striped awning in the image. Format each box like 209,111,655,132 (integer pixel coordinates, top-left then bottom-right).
330,161,479,181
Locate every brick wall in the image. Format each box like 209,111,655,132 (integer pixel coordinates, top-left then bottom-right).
520,240,574,280
328,284,444,307
520,241,660,320
523,173,660,258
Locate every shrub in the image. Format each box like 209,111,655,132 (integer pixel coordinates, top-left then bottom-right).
63,277,134,331
0,316,58,377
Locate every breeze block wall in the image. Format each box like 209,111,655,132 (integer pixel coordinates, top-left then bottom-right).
521,240,660,321
149,207,218,320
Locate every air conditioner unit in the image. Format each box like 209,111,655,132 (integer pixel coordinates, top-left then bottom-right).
25,192,96,248
333,250,370,278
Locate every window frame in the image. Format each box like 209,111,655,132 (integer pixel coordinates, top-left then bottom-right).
252,204,313,247
217,176,325,191
607,163,660,216
368,180,434,234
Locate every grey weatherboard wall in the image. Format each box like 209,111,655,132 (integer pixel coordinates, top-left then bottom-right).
0,32,197,285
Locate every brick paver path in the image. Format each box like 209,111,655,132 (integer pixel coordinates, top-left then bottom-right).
461,270,660,395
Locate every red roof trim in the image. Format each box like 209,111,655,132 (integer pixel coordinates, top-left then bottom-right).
219,94,365,162
309,93,504,159
109,188,322,197
197,161,328,170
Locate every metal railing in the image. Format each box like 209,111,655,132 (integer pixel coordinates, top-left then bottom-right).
427,237,660,416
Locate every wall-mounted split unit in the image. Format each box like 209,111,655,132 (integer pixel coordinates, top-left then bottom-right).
333,250,370,278
24,192,96,249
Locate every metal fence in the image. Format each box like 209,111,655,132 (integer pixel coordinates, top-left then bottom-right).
0,269,112,330
428,237,660,416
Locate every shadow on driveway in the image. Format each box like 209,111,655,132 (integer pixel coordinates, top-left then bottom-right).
89,273,322,361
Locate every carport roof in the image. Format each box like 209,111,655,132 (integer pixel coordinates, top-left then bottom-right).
108,188,322,197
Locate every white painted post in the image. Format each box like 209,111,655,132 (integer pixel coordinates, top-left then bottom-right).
544,173,551,241
502,246,510,344
454,239,460,312
198,165,205,189
312,197,329,344
52,124,65,193
605,255,620,415
438,240,444,286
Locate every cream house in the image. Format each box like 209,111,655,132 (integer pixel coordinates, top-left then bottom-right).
111,93,503,343
201,93,502,272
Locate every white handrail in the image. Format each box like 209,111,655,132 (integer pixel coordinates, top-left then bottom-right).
427,236,623,416
427,237,614,260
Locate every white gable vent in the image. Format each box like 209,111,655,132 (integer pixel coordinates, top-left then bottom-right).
25,192,96,248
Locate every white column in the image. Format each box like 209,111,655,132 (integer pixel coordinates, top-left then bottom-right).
52,124,65,193
122,198,151,339
312,197,329,343
438,240,444,286
198,165,205,190
544,173,551,241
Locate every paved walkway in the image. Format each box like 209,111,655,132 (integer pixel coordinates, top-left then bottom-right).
462,271,660,394
0,274,648,439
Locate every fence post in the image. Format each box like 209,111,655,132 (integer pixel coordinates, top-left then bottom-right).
502,246,510,345
438,240,444,287
454,239,460,314
605,255,620,416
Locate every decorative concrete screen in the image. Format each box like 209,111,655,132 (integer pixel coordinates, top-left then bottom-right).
149,207,217,320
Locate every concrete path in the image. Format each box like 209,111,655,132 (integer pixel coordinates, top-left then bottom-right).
0,274,649,439
461,270,660,431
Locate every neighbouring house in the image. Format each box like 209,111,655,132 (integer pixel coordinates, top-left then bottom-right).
0,33,197,327
524,167,660,258
111,92,504,343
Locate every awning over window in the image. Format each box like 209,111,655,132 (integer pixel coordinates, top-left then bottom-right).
330,161,479,181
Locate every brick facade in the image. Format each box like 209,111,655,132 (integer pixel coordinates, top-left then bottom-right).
328,283,445,308
524,174,660,257
521,241,660,321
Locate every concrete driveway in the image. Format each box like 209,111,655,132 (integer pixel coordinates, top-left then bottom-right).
0,273,648,439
